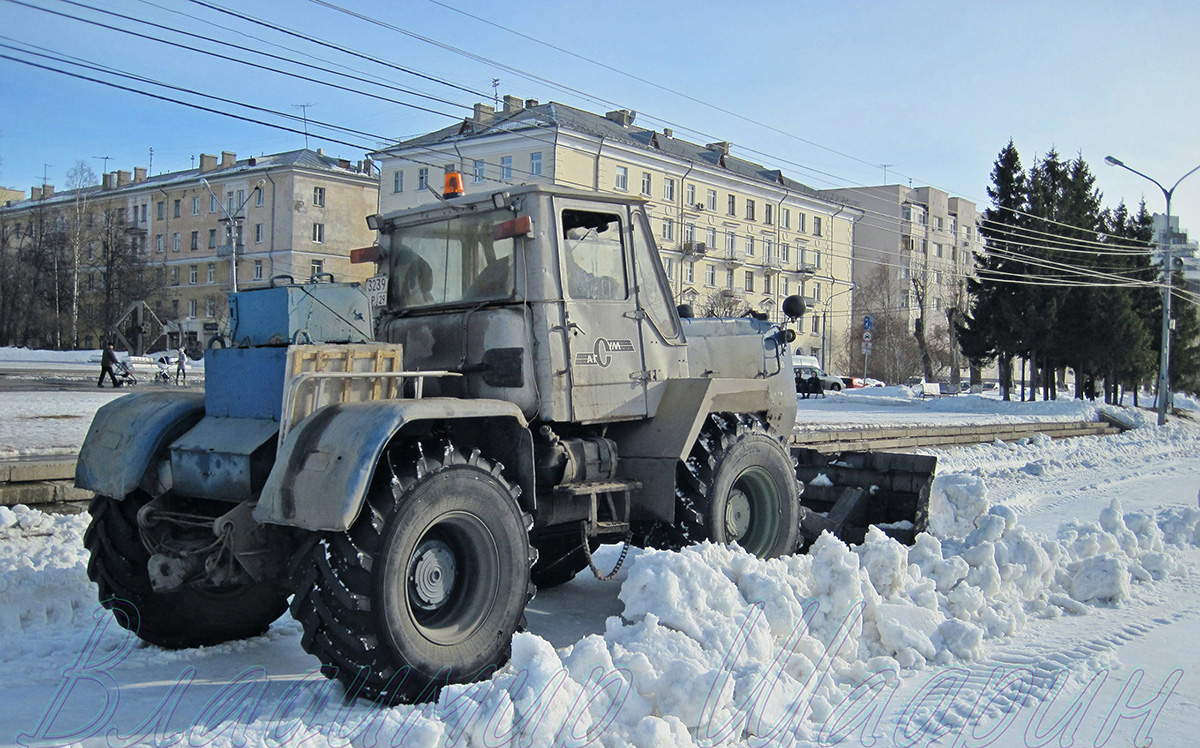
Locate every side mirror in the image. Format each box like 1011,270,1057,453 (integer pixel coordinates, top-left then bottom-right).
782,295,806,320
677,303,694,319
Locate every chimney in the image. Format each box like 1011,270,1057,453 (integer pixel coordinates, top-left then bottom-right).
605,109,636,127
524,99,539,108
134,167,147,183
199,153,218,173
220,151,237,168
42,185,54,198
116,170,131,187
31,186,42,200
706,141,731,156
472,103,495,126
101,174,115,190
663,128,673,138
502,95,523,115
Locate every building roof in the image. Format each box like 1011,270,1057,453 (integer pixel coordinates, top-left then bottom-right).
376,101,824,199
1,148,374,214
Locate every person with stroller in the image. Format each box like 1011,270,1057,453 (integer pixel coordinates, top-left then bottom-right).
175,345,188,386
97,343,121,388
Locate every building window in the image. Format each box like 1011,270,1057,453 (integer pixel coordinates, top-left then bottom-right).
744,271,754,292
418,168,429,190
812,315,820,334
615,166,628,191
686,183,696,206
936,216,944,230
726,268,734,288
311,259,324,277
813,250,822,269
156,201,165,220
745,236,755,257
705,263,715,286
207,263,215,284
256,187,264,206
764,274,771,294
155,234,164,253
208,229,217,249
684,223,696,245
254,260,263,280
210,194,218,213
312,223,325,243
764,239,773,263
500,156,512,180
798,213,807,233
173,233,181,252
190,231,199,251
782,208,791,229
192,197,199,215
662,217,675,242
765,204,774,225
706,189,717,211
309,187,323,207
781,243,790,263
745,199,756,221
206,298,215,318
255,223,263,243
663,257,674,279
685,262,695,284
393,170,404,193
172,299,179,316
728,194,737,216
663,178,675,202
707,228,716,249
641,172,652,196
171,267,179,286
530,152,542,176
726,231,736,253
189,299,197,317
189,265,197,285
813,216,823,237
935,243,944,258
173,200,181,218
473,160,485,183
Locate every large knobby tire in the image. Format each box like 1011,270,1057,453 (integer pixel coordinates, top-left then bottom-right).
675,413,799,558
290,442,533,705
84,492,289,649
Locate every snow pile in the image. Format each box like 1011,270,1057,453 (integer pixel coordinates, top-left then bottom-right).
0,507,96,637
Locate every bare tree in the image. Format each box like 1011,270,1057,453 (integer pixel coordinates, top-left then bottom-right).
699,289,750,318
840,265,923,383
65,161,98,348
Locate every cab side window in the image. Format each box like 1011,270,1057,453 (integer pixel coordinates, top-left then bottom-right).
561,209,627,300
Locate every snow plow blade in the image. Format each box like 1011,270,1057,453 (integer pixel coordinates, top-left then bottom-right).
792,448,935,548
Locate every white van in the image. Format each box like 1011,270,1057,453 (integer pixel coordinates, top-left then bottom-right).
792,355,843,393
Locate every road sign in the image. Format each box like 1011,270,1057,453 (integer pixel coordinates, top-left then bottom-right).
863,315,874,331
862,330,873,342
861,341,873,354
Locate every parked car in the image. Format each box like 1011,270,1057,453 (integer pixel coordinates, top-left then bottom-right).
863,378,886,387
840,376,866,389
793,355,844,393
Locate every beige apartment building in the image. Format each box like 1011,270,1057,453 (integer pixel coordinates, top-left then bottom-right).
0,149,377,350
371,97,860,368
818,184,981,380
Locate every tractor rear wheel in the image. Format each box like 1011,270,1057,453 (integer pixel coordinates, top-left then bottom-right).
84,492,288,649
675,413,799,558
290,441,533,705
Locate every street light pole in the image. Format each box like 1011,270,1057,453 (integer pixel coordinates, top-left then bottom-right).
1104,156,1200,426
199,177,266,294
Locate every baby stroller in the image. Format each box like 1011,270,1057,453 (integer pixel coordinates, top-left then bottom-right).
153,359,172,383
113,360,139,387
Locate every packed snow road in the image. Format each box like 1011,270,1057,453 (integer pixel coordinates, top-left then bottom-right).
0,386,1198,747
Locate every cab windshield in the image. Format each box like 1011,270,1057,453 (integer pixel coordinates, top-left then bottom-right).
386,208,516,310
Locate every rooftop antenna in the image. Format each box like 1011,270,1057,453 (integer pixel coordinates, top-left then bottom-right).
149,147,154,174
292,103,316,148
92,156,111,174
878,163,894,185
492,78,500,108
43,163,54,184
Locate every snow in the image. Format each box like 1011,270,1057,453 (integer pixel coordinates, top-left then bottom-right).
1,372,1199,746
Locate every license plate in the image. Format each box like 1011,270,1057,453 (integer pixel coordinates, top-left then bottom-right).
365,275,387,307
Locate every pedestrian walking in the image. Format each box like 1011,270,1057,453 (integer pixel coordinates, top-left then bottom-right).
175,345,188,386
97,343,120,388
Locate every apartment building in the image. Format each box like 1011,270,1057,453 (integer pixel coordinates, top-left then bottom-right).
0,149,377,349
371,97,860,366
818,184,981,379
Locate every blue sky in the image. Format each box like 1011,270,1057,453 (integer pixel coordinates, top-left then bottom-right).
3,0,1199,232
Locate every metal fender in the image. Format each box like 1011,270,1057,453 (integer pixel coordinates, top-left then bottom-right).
75,391,206,499
255,398,531,531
